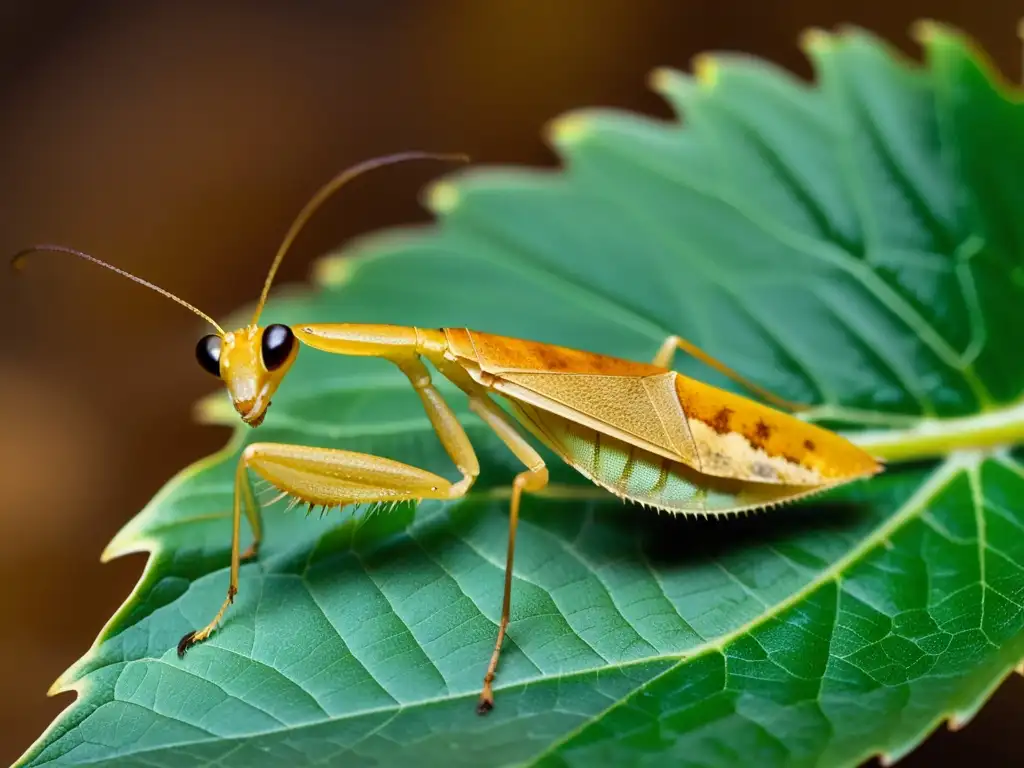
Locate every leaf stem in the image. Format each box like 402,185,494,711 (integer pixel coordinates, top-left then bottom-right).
850,401,1024,462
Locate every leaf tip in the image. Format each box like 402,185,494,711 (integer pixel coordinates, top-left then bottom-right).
945,718,964,732
692,53,719,88
194,391,234,425
546,113,592,149
101,528,151,562
425,180,460,214
99,537,126,563
46,672,74,698
649,66,683,96
909,19,959,50
798,27,833,56
909,19,938,45
312,254,357,288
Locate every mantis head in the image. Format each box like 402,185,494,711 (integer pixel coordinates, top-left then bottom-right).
195,323,298,427
12,150,467,429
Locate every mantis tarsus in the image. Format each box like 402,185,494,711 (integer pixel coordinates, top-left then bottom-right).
13,151,882,714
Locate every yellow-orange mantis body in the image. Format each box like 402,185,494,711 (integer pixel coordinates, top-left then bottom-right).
13,152,882,714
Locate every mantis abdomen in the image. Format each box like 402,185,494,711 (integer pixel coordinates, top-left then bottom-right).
508,400,833,515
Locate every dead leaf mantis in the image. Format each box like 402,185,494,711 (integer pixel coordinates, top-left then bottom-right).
13,151,882,714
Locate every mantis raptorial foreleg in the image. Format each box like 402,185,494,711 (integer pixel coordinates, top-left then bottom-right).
178,442,471,655
178,350,480,656
467,395,548,714
653,334,806,412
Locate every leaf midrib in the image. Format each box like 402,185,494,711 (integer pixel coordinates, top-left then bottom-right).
854,398,1024,461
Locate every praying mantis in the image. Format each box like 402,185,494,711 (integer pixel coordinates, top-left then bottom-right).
14,151,882,714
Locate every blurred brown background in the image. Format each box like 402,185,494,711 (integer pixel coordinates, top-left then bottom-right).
0,1,1021,765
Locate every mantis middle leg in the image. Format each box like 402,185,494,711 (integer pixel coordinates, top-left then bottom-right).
464,393,548,714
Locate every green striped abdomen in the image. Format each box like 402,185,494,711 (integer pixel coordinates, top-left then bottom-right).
508,401,825,515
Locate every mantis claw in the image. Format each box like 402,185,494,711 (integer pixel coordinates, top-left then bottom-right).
476,673,496,715
177,587,236,658
176,631,197,658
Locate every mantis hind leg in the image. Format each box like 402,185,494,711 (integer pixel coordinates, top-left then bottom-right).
467,395,548,715
652,334,806,413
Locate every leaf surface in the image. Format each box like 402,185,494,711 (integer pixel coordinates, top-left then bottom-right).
18,23,1024,768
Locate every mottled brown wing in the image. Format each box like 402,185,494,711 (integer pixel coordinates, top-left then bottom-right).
445,329,881,485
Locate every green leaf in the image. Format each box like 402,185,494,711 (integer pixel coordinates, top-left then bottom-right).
18,22,1024,768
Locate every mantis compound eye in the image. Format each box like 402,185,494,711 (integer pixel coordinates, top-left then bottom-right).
261,324,295,371
195,334,222,377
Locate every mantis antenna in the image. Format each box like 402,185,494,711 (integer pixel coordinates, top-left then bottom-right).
250,150,470,324
10,244,225,334
10,151,469,334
